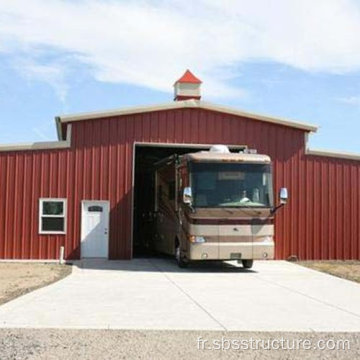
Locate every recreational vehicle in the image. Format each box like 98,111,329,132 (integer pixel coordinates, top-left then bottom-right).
154,145,288,268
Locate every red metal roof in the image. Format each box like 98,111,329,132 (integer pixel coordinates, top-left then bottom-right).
175,70,202,84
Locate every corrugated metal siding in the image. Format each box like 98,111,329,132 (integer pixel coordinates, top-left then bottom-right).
0,107,360,260
0,150,71,259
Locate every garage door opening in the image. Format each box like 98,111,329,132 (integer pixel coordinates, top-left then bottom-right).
132,143,247,257
132,144,210,257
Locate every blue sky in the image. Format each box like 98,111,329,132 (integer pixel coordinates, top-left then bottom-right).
0,0,359,153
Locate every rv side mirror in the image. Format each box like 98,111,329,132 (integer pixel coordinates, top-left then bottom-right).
183,187,193,205
279,187,288,205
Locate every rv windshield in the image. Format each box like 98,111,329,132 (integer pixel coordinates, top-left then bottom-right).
190,162,273,208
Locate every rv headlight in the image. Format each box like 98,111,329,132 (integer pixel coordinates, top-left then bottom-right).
188,235,206,243
195,236,206,243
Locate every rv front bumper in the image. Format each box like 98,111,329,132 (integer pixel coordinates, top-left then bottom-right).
188,241,275,261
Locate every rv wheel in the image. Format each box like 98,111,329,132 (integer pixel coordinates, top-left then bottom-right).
242,260,254,269
175,245,188,268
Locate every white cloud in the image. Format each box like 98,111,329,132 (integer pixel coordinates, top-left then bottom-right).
0,0,359,99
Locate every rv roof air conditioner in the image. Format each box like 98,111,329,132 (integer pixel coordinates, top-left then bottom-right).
239,148,258,154
209,145,230,154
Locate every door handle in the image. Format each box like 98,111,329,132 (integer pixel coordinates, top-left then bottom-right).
104,228,108,235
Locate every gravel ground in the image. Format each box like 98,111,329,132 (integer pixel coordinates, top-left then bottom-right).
0,329,358,359
0,263,72,305
297,261,360,284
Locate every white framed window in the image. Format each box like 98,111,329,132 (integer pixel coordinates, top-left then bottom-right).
39,198,67,234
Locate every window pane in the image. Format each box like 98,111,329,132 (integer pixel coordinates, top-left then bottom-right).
88,206,103,212
42,201,64,215
190,163,273,208
42,217,64,232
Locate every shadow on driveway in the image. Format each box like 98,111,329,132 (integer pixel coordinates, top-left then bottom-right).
69,256,258,274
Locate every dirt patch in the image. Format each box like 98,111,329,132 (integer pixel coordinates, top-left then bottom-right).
0,263,72,305
0,329,358,360
297,261,360,283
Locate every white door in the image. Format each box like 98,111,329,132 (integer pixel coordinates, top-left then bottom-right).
81,200,110,258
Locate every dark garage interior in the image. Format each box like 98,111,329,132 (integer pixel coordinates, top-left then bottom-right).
132,144,209,256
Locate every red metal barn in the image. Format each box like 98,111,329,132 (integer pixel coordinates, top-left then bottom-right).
0,71,360,261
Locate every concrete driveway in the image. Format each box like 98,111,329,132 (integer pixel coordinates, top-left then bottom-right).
0,259,360,331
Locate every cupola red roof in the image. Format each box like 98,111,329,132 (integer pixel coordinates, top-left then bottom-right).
174,70,202,84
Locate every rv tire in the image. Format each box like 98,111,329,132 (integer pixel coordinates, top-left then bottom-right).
175,244,188,268
242,259,254,269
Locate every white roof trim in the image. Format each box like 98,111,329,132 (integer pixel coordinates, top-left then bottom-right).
0,125,72,152
306,148,360,161
199,102,318,132
55,116,63,141
56,100,318,138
